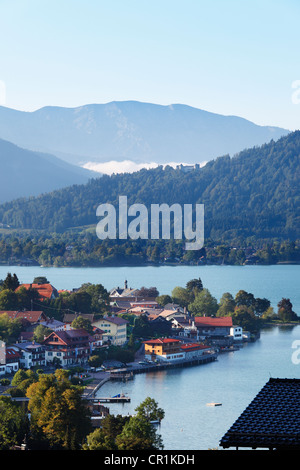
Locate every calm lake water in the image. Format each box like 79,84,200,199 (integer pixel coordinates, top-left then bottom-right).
98,325,300,450
0,263,299,450
0,263,299,313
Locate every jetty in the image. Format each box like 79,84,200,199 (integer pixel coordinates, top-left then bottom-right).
82,351,218,403
82,375,110,399
110,369,134,381
88,394,131,404
129,351,218,374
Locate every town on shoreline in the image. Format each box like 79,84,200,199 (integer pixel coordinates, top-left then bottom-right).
0,271,299,450
1,272,298,383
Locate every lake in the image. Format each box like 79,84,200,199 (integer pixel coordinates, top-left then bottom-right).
97,325,300,450
0,264,299,313
0,263,299,449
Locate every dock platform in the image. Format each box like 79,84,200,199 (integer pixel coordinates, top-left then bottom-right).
88,395,131,403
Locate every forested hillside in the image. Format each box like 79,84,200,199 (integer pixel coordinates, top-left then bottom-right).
0,131,298,242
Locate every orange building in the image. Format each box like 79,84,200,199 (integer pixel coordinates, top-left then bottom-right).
16,283,59,301
143,338,184,362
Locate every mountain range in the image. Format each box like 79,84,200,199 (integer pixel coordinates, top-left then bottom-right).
0,101,290,168
0,139,96,204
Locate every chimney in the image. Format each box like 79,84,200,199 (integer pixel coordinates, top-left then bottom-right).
124,280,128,289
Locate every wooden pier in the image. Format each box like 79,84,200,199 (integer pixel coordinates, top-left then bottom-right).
82,351,218,402
88,395,131,403
110,369,134,381
130,352,218,375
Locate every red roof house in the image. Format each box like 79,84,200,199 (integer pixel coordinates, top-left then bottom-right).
0,310,48,324
194,316,233,338
16,283,59,301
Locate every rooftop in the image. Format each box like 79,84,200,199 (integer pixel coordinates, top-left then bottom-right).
101,316,128,326
16,283,58,300
180,343,209,351
143,338,181,345
220,378,300,450
194,316,233,327
0,310,46,323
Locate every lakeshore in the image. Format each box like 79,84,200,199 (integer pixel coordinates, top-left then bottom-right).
0,264,299,313
83,350,219,399
94,326,300,450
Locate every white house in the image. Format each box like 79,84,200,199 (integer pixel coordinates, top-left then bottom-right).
11,342,46,369
230,326,243,341
5,348,20,374
0,341,21,375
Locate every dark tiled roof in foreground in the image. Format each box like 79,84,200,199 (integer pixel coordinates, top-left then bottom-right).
220,378,300,450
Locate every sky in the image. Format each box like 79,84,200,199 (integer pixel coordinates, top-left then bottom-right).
0,0,299,130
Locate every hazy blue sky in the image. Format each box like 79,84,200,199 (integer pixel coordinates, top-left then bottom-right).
0,0,299,130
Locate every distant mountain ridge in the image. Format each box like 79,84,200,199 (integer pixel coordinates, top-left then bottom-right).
0,139,97,203
0,101,290,166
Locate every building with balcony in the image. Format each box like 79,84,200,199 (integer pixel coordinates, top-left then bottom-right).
11,342,46,369
43,329,90,367
144,338,185,362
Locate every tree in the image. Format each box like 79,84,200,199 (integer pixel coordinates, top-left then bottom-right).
232,306,261,333
235,290,255,309
11,370,29,388
254,298,271,316
171,286,192,308
0,396,29,450
217,292,236,316
2,273,20,291
84,400,164,451
33,276,49,285
115,414,163,450
26,369,92,449
78,283,109,313
83,427,115,450
132,315,152,338
277,298,298,322
101,414,129,443
188,289,219,317
10,370,39,397
16,286,41,311
33,324,52,343
136,286,159,298
0,313,22,343
0,289,19,310
71,316,93,334
156,294,172,307
261,306,276,320
135,397,165,422
186,278,203,297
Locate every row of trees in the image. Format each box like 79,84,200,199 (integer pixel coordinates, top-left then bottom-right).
0,369,164,450
0,231,299,267
164,278,298,332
